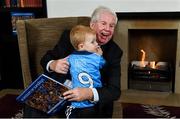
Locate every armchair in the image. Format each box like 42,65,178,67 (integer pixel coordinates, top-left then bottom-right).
16,17,90,89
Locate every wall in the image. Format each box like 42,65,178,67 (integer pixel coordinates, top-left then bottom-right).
47,0,180,18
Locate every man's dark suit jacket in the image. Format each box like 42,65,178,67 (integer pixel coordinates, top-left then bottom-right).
40,30,123,117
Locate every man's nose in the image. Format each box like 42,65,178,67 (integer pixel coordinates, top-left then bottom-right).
105,25,110,30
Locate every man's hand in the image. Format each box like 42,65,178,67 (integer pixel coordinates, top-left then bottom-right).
49,57,69,74
63,88,93,101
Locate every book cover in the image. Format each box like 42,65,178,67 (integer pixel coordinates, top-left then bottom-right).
11,12,34,35
16,74,70,115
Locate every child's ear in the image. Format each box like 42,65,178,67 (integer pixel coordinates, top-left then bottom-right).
78,43,84,50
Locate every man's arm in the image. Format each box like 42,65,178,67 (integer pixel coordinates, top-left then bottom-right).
40,30,74,73
63,42,122,103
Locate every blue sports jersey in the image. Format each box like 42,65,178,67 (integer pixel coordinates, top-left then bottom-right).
68,51,106,108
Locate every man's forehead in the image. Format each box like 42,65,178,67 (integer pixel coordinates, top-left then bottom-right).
98,19,116,25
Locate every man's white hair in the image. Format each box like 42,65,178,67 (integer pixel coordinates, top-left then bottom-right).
90,6,118,24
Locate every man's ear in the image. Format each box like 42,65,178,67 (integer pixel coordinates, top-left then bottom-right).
90,22,95,29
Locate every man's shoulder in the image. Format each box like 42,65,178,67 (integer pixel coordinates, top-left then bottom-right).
61,29,71,37
104,40,122,53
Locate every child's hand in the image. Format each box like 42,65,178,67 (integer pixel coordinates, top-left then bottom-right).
96,46,103,55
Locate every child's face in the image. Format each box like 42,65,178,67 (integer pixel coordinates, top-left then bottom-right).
80,34,99,53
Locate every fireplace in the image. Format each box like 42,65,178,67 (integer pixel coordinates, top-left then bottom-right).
114,13,180,93
128,29,176,92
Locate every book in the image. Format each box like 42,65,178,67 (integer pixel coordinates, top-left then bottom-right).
11,12,34,35
16,74,71,115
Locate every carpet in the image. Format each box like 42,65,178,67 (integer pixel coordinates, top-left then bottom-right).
122,103,180,118
0,94,23,118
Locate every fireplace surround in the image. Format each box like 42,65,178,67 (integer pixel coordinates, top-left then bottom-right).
115,12,180,93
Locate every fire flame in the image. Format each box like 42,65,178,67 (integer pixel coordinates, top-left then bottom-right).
140,49,146,67
140,49,156,68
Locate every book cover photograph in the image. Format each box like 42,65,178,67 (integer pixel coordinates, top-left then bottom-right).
16,74,70,114
11,12,35,35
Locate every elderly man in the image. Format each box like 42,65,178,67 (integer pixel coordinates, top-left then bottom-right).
24,6,123,118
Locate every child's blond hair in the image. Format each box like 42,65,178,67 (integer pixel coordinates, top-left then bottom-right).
70,25,96,50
